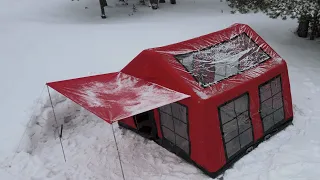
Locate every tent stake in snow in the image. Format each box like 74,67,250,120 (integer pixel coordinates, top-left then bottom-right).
111,124,126,180
47,86,67,163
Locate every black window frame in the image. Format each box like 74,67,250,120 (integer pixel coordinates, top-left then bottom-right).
218,92,254,161
174,32,272,88
258,75,285,134
158,102,191,156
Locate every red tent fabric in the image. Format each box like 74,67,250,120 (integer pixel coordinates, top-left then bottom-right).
46,72,190,123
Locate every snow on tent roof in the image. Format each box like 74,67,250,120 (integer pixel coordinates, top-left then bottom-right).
174,33,271,87
47,72,190,123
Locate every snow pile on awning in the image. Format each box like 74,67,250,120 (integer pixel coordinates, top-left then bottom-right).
47,72,190,123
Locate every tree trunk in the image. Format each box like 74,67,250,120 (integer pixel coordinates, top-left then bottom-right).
316,23,320,38
297,19,309,38
310,24,316,40
310,11,319,40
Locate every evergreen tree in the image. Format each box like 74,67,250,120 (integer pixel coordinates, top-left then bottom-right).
226,0,320,39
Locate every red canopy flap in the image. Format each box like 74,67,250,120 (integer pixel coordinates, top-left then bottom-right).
47,72,190,124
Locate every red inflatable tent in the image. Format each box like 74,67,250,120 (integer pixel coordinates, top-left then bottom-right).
47,23,293,178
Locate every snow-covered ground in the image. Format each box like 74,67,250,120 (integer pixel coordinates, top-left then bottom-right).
1,0,320,179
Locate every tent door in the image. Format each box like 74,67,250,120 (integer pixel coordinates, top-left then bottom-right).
133,110,158,140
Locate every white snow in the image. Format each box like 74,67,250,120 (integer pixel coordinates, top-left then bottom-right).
82,88,105,108
1,0,320,179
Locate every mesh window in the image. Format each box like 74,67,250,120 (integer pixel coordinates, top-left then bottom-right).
159,103,190,155
162,126,175,143
218,93,254,159
175,33,271,87
259,76,285,133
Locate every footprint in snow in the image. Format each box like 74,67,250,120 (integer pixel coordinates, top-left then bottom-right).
293,104,305,116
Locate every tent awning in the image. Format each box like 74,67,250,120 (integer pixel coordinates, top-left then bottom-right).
46,72,190,124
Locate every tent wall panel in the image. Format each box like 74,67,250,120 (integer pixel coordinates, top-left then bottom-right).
249,87,264,141
281,62,294,120
158,102,191,154
218,93,254,160
203,101,228,172
156,97,208,170
206,81,256,171
153,109,163,138
199,59,292,173
182,99,209,171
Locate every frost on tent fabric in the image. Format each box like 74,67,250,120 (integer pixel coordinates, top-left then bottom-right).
46,23,294,179
175,33,271,87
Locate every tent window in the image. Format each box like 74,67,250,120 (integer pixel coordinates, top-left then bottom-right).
159,103,190,155
175,33,271,88
259,76,285,133
218,93,254,159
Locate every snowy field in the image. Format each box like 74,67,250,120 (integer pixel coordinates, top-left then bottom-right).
1,0,320,179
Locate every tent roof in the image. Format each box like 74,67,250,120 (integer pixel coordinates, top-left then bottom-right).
47,72,190,124
122,23,285,99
